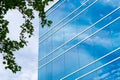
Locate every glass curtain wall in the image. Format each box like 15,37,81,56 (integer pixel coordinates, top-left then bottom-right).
39,0,120,80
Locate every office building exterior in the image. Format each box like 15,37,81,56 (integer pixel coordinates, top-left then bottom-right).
39,0,120,80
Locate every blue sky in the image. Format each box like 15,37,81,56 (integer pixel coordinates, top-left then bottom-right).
0,0,120,80
0,0,59,80
0,9,38,80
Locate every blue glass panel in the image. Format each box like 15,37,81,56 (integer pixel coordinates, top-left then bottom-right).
38,67,47,80
39,0,120,80
81,56,120,80
52,56,65,80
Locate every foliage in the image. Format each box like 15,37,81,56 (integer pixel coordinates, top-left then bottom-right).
0,0,53,73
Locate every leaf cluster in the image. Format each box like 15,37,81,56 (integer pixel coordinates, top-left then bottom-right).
0,0,53,73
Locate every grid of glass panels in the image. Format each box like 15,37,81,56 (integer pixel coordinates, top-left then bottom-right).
39,0,120,80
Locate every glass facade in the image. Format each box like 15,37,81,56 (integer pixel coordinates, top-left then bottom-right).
39,0,120,80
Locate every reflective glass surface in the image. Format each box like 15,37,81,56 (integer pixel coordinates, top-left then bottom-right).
39,0,120,80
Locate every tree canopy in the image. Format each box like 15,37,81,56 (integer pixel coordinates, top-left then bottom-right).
0,0,53,73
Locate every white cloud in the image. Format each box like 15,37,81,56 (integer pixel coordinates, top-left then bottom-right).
101,0,120,7
0,0,59,79
94,73,110,80
94,67,120,80
4,9,24,41
0,5,38,80
52,23,113,49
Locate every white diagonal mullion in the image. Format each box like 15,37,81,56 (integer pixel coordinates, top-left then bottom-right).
46,0,66,16
39,0,98,43
39,0,90,39
60,47,120,80
75,57,120,80
39,6,120,62
38,17,120,69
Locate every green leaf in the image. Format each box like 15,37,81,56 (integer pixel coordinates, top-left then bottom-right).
0,0,53,73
